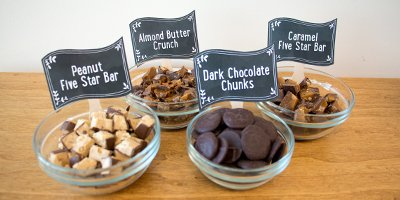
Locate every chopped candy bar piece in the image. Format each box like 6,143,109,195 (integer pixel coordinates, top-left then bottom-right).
326,101,341,113
113,150,131,162
115,130,132,146
69,155,81,167
135,115,155,140
299,77,311,90
279,91,299,111
167,72,180,80
88,145,113,162
181,88,196,101
113,114,128,131
107,106,129,118
294,106,309,122
49,149,70,167
154,88,170,99
324,93,339,103
142,67,158,85
71,135,95,157
60,131,78,150
91,117,113,132
157,66,169,74
271,89,284,104
60,121,76,134
115,137,146,157
311,96,328,114
74,119,94,137
100,157,123,175
90,111,106,121
282,82,300,95
299,87,320,101
127,116,142,131
92,131,116,150
152,74,169,84
72,157,98,170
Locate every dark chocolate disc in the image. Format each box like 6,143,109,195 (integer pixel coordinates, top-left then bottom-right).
191,129,201,139
253,116,279,143
195,132,219,160
241,125,271,160
223,108,255,129
212,137,229,164
236,159,269,169
266,137,283,163
218,129,242,148
222,147,242,164
194,111,222,133
272,143,286,163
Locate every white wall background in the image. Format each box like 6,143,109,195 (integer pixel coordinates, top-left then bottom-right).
0,0,399,78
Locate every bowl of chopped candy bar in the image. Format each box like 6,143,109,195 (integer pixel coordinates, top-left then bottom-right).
256,66,355,140
32,97,160,195
126,59,199,129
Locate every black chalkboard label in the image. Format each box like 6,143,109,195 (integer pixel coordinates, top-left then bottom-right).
129,10,199,65
268,18,337,65
42,37,132,110
193,45,278,111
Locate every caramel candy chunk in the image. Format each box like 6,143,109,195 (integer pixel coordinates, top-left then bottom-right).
49,149,70,167
113,114,128,131
71,135,95,157
299,87,320,101
324,93,338,103
157,66,169,74
132,85,144,96
88,145,113,162
294,106,309,122
72,157,98,170
311,96,328,114
152,74,169,84
154,88,170,99
282,81,300,95
60,131,78,150
142,67,158,84
167,72,180,80
115,137,146,157
92,131,116,150
115,130,132,146
107,106,129,118
182,76,195,87
326,101,340,114
299,77,311,90
271,89,284,104
91,117,113,132
181,88,196,101
279,91,299,111
278,77,285,89
135,115,155,140
60,121,76,134
74,119,94,137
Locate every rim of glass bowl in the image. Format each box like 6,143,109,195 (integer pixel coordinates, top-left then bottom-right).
256,66,355,127
32,98,161,185
127,58,199,116
186,105,295,182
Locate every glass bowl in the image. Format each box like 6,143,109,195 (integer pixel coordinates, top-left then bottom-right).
186,104,295,190
256,66,355,140
32,98,161,195
125,59,199,129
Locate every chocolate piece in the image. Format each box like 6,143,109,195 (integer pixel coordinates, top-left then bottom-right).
88,145,113,162
191,129,201,140
266,137,283,163
326,101,340,114
279,91,299,111
91,117,113,132
69,155,81,167
311,96,328,114
299,87,320,101
154,88,170,99
282,80,300,95
324,93,338,103
194,111,222,133
152,74,169,84
253,116,279,143
115,137,146,157
237,159,269,169
222,147,242,164
90,111,106,121
92,131,116,150
60,131,78,150
142,67,158,84
107,106,129,118
72,157,97,170
181,88,196,101
113,150,131,162
294,106,309,122
223,108,255,129
241,125,270,160
115,130,132,146
218,129,241,148
212,137,229,164
272,143,286,163
168,72,180,80
113,114,128,131
100,157,122,175
157,66,169,74
74,119,94,137
178,66,188,78
127,116,142,131
134,115,155,140
299,77,311,90
278,77,285,89
271,89,284,104
71,135,95,157
195,132,219,160
60,121,76,134
49,149,70,167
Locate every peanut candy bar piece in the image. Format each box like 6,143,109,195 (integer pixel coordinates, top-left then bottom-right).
74,119,94,137
113,150,131,162
60,121,76,134
49,149,70,167
71,135,95,157
113,114,128,131
135,115,155,140
60,131,78,150
100,157,122,175
92,131,116,150
88,145,113,162
115,130,132,146
107,106,129,118
72,157,98,170
115,137,146,157
91,117,113,132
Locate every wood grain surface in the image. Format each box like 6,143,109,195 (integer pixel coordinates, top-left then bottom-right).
0,73,399,199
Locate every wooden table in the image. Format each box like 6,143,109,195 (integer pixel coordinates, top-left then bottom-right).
0,73,399,199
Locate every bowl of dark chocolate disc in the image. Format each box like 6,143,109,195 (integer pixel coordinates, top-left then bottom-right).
256,66,355,140
125,59,199,129
186,104,295,190
32,98,161,195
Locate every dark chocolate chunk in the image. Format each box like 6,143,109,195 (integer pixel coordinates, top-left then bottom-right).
237,159,269,169
241,125,270,160
60,121,76,134
272,143,286,163
266,137,283,163
195,132,219,160
279,91,299,111
223,108,254,129
299,77,311,90
282,81,300,95
194,111,222,133
212,137,229,164
168,72,180,80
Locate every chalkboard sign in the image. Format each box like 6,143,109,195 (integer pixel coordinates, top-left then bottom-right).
193,45,278,111
129,10,199,65
268,18,337,66
42,37,132,110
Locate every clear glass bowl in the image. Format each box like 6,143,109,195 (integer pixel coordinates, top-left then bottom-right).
186,104,295,190
32,98,161,195
125,59,199,129
256,66,355,140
